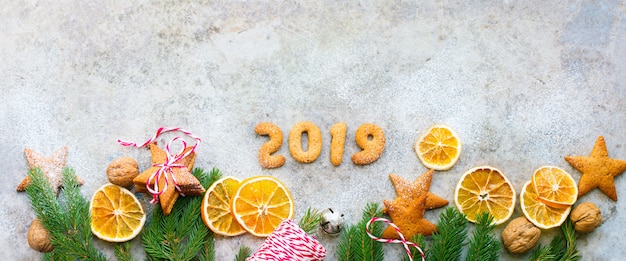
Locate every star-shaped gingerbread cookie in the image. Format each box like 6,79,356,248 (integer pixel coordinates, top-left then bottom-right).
382,169,442,239
565,136,626,201
133,142,205,215
384,169,448,211
17,146,84,195
382,192,438,239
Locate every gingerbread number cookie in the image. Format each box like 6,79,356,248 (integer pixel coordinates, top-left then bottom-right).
351,123,385,165
329,122,347,166
255,122,286,168
289,121,322,163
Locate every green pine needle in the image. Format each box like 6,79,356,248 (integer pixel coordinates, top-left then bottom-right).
42,250,72,261
359,204,385,261
234,246,252,261
558,219,581,261
25,168,63,230
197,232,215,261
115,241,137,261
465,212,500,261
402,234,427,261
529,244,557,261
337,225,357,261
548,230,567,259
529,219,581,261
337,203,384,261
427,207,468,261
299,208,323,234
142,167,220,261
25,167,106,261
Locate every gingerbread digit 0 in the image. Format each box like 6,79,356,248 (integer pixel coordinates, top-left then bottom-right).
330,122,347,166
289,121,323,163
352,123,385,165
255,122,286,168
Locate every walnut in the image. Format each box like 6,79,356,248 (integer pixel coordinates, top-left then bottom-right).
501,217,541,254
570,202,602,233
27,218,54,253
107,157,139,188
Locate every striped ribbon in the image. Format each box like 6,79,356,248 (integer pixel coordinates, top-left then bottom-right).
247,219,326,261
117,127,201,203
366,217,425,261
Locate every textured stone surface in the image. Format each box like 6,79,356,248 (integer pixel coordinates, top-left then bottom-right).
1,1,625,260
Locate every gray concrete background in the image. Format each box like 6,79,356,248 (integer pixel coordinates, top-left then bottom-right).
2,0,625,260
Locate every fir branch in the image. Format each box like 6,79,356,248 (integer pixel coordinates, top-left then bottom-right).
427,207,468,261
173,191,209,261
359,204,385,261
25,167,106,261
558,219,581,261
115,241,137,261
234,246,252,261
142,167,220,261
402,234,427,261
42,250,72,261
58,168,104,260
25,168,63,230
142,206,170,260
547,230,566,260
337,203,384,261
337,225,357,261
197,232,215,261
529,219,581,261
465,212,500,261
299,208,323,234
179,220,209,260
198,167,223,191
529,245,556,261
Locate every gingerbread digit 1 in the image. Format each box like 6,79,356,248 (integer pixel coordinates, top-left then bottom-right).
351,123,385,165
329,122,347,166
255,122,286,168
289,121,323,163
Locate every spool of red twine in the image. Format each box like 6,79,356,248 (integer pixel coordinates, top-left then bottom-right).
247,219,326,261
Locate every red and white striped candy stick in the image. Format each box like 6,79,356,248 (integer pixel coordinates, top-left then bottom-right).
366,217,425,261
117,127,201,203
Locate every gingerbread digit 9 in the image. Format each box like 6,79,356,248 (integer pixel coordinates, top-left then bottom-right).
351,123,385,165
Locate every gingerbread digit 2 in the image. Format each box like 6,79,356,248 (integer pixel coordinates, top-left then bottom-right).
255,122,286,168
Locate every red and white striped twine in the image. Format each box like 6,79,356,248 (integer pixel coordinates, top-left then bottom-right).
366,217,425,261
247,219,326,261
117,127,201,203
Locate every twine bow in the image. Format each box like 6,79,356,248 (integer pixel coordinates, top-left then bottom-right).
366,217,425,261
117,127,201,203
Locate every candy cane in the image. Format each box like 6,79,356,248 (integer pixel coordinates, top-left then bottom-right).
117,127,201,203
365,217,425,261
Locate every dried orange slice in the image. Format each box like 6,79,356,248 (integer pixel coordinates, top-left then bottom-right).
454,166,516,225
90,183,146,242
201,176,246,236
231,176,294,237
415,124,462,170
520,180,571,229
532,166,577,209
